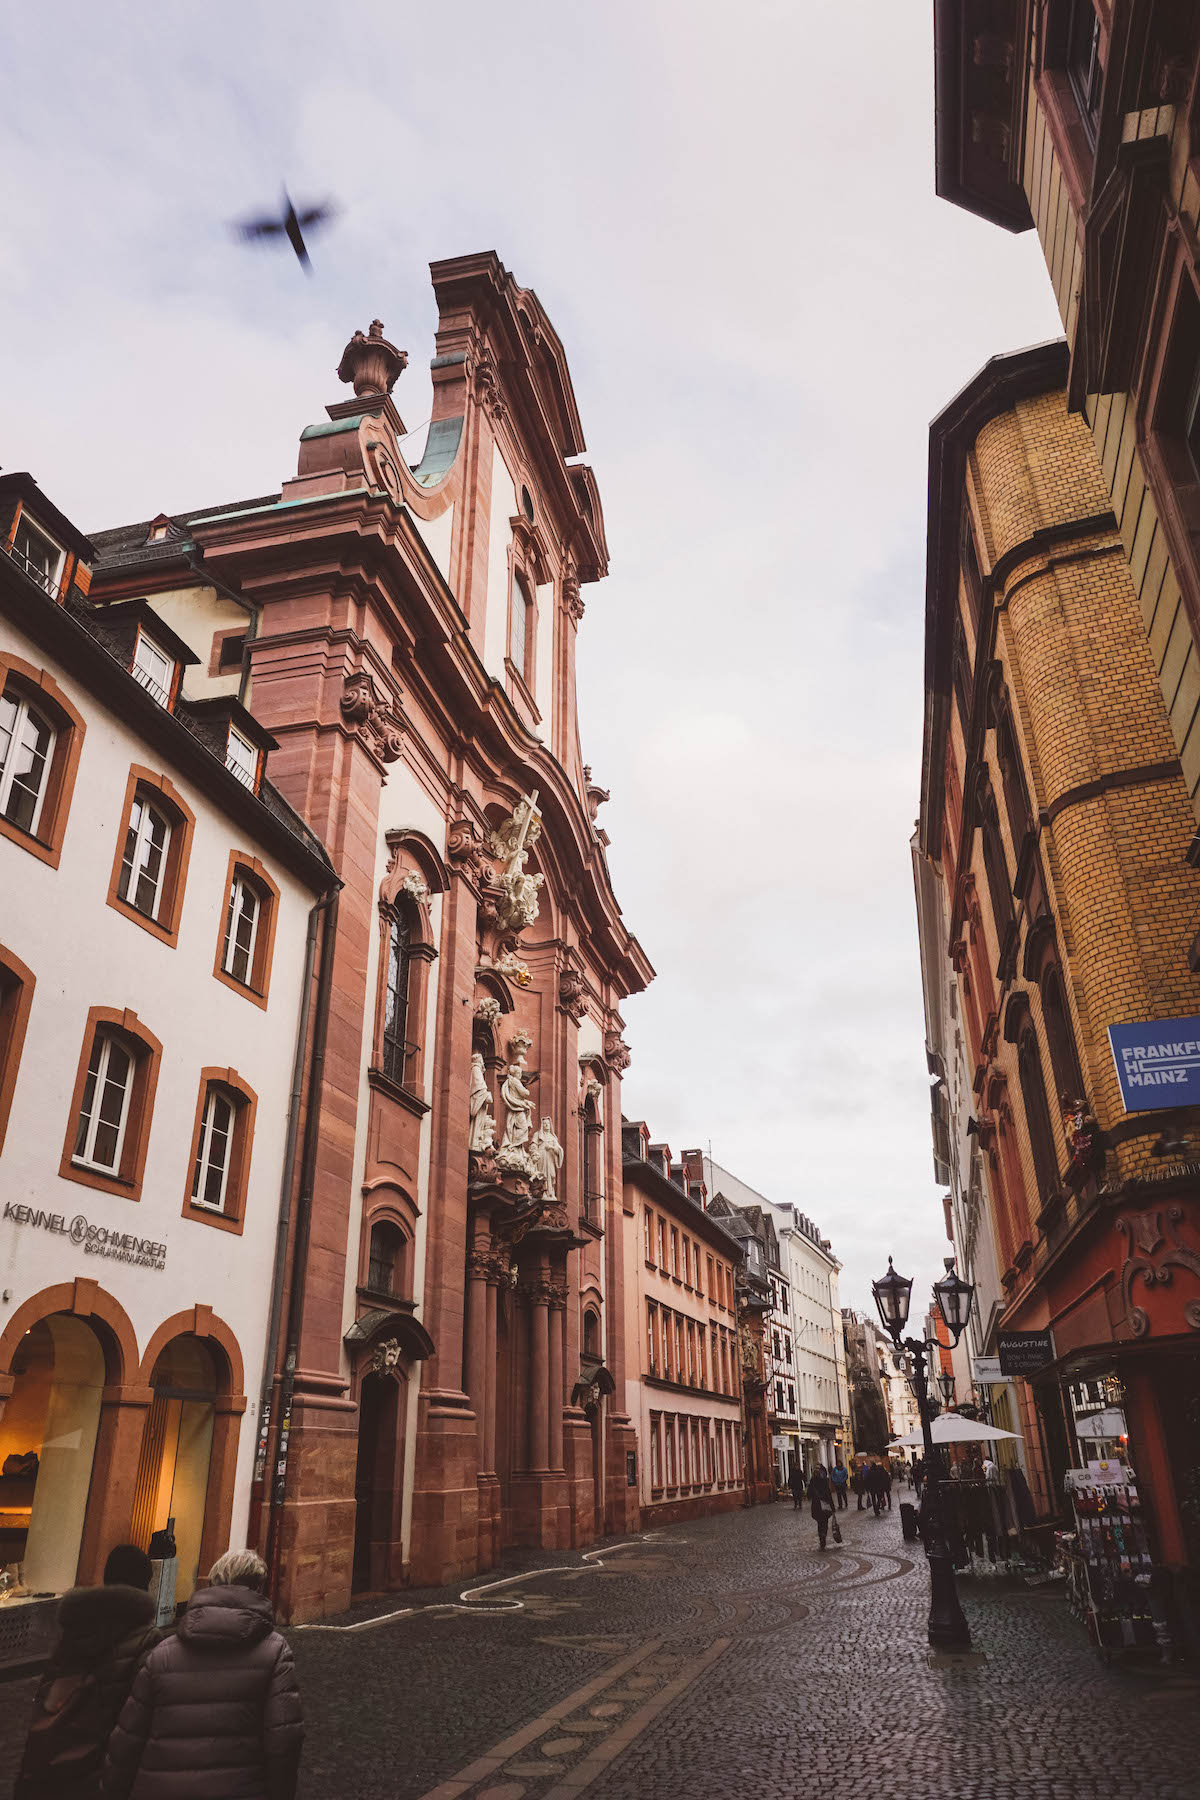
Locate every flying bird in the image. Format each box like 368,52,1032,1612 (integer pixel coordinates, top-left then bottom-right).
232,190,337,272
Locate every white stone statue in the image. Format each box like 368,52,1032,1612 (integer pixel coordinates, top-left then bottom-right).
529,1116,564,1201
491,792,542,871
468,1052,495,1153
499,1042,534,1152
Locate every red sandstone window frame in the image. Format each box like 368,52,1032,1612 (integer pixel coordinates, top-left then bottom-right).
106,765,196,948
181,1067,257,1236
212,851,280,1010
0,652,86,870
0,943,35,1156
644,1207,654,1266
649,1413,662,1492
58,1005,162,1202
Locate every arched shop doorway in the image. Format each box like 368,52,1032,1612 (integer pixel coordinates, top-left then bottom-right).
0,1314,106,1593
131,1337,218,1604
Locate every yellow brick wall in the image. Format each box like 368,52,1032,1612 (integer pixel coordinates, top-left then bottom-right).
953,387,1200,1266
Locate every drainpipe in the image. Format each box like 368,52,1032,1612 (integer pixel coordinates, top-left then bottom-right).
250,884,338,1546
265,888,340,1601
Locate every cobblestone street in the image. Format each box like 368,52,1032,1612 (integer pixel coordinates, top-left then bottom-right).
5,1500,1197,1799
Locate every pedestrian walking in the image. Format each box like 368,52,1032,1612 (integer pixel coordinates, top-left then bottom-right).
787,1460,806,1509
102,1549,303,1800
912,1455,925,1498
15,1545,161,1800
851,1461,866,1510
808,1464,836,1549
867,1459,885,1516
831,1461,849,1509
882,1460,894,1511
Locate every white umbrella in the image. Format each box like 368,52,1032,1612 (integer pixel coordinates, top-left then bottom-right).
887,1415,1021,1449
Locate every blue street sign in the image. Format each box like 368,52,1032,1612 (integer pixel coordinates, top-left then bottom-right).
1108,1016,1200,1113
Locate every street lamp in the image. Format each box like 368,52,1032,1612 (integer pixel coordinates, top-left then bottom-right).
937,1367,955,1409
872,1256,976,1651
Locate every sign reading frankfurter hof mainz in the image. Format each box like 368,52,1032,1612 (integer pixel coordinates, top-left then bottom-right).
1108,1016,1200,1112
2,1200,167,1271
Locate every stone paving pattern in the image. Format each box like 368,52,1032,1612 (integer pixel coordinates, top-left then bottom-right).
1,1503,1197,1798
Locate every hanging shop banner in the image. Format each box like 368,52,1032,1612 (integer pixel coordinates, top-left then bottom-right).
971,1355,1003,1385
997,1329,1055,1377
1108,1016,1200,1112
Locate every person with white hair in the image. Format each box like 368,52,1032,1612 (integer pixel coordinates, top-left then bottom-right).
101,1549,302,1800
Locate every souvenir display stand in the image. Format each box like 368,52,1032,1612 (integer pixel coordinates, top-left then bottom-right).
1062,1466,1166,1661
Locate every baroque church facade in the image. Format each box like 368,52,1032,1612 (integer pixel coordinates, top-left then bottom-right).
86,253,653,1620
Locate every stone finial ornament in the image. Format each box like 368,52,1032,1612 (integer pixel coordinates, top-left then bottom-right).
337,319,409,397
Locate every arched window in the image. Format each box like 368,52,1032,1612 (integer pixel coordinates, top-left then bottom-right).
1040,966,1084,1107
367,1220,406,1298
1018,1026,1060,1206
108,767,195,946
214,854,280,1006
184,1069,257,1232
0,655,86,868
583,1309,600,1357
996,713,1033,860
381,909,412,1086
583,1091,603,1226
980,786,1014,933
60,1006,162,1201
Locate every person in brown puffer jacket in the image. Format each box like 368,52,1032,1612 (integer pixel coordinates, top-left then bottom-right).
101,1549,303,1800
15,1544,161,1800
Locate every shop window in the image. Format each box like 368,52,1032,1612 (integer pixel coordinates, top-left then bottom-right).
0,657,85,868
0,944,34,1154
59,1006,162,1201
214,854,279,1008
107,768,195,946
0,1314,104,1594
366,1220,406,1297
131,1336,217,1604
183,1069,257,1234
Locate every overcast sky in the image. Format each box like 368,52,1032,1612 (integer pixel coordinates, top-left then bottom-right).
2,2,1061,1316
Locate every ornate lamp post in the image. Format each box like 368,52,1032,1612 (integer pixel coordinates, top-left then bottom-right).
937,1368,956,1409
872,1255,976,1650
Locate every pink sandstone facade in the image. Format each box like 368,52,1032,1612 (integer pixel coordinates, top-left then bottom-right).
89,254,653,1620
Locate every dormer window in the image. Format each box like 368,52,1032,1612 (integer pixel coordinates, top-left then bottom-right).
226,725,259,790
12,516,65,597
132,630,177,708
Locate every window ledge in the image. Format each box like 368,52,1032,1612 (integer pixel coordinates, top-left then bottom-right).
578,1216,604,1241
182,1200,245,1236
59,1159,140,1202
367,1066,431,1116
0,814,58,869
357,1285,416,1310
503,657,542,724
107,891,179,948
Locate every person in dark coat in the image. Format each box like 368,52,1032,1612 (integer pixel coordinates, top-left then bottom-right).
787,1461,806,1508
867,1458,886,1515
881,1460,894,1511
102,1548,302,1800
851,1461,867,1509
15,1544,161,1800
808,1464,835,1548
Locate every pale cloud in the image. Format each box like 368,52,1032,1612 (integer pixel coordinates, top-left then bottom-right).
0,0,1062,1315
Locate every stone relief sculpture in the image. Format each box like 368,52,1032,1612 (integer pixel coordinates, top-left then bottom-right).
528,1117,564,1201
468,1052,496,1154
497,1034,535,1171
490,792,544,935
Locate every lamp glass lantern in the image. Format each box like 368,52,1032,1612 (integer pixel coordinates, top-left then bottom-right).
932,1257,975,1347
872,1258,913,1345
938,1368,955,1407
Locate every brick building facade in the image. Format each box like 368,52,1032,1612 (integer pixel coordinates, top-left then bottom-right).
916,341,1200,1585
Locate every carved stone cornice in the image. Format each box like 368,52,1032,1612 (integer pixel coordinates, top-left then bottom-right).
447,818,487,882
604,1031,631,1075
341,669,404,763
558,967,588,1022
563,573,585,622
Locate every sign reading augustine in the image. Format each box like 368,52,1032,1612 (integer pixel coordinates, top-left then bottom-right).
996,1329,1055,1377
1108,1016,1200,1112
3,1201,167,1271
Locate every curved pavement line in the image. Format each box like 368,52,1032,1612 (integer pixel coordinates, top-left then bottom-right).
293,1533,671,1631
